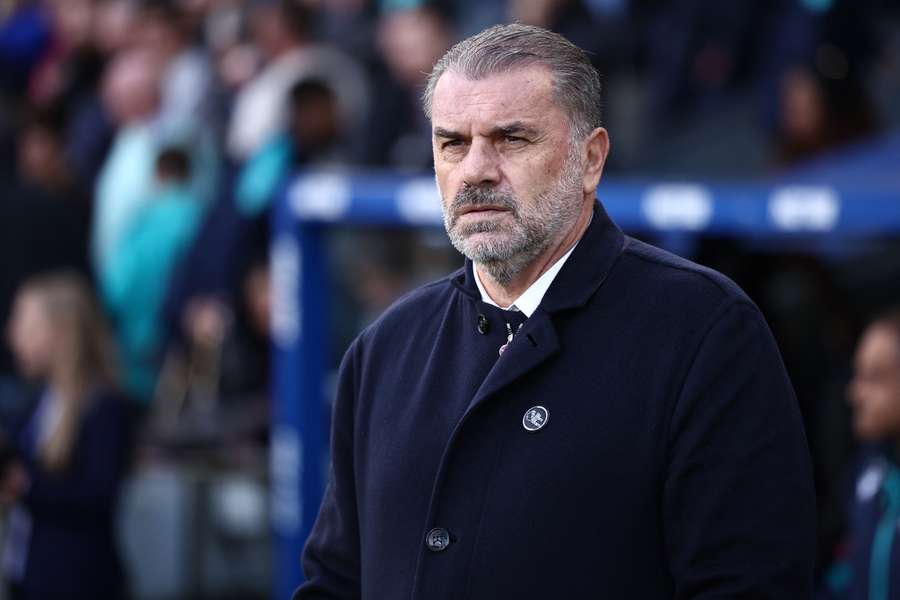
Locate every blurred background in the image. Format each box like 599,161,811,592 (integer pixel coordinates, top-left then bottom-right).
0,0,898,598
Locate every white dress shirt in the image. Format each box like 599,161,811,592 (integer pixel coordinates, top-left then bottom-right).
473,243,578,317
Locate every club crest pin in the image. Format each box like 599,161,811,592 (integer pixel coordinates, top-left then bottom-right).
522,406,549,432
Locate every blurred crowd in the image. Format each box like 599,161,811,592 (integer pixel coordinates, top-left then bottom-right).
0,0,899,597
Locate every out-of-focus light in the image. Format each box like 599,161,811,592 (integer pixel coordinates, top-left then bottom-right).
801,0,833,13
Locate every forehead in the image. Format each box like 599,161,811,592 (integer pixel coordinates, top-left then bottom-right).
858,325,900,369
430,66,566,133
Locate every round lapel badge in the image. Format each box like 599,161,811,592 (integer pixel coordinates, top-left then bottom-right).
522,406,549,432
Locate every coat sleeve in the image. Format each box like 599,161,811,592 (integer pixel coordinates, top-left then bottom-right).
294,339,363,599
663,299,816,599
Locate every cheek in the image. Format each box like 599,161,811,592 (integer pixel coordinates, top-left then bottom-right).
859,390,900,437
512,148,567,192
11,321,54,372
434,167,456,206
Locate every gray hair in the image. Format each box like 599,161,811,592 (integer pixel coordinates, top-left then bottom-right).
422,23,602,140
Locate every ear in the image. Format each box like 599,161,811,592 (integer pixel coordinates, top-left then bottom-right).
581,127,609,197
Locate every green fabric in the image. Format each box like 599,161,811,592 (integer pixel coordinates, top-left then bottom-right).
870,467,900,600
100,185,203,401
235,134,293,216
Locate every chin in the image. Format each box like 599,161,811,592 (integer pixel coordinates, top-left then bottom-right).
460,235,515,260
853,420,889,443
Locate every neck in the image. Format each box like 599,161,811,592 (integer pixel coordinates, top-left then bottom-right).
476,200,593,308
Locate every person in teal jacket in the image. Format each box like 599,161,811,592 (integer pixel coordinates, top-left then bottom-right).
820,308,900,600
99,147,203,402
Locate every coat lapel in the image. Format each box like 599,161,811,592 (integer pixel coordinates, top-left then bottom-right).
464,309,560,416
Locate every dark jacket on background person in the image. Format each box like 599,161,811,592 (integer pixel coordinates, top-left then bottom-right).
819,446,900,600
8,389,130,600
296,203,817,599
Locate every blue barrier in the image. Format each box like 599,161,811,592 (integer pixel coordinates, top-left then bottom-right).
269,170,900,598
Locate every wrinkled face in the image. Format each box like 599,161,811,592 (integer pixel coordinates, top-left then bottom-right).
848,324,900,441
7,292,56,380
430,66,584,284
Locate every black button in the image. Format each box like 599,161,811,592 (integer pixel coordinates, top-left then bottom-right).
426,527,451,552
477,314,489,335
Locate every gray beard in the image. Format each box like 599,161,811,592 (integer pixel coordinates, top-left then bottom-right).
443,149,583,286
451,217,548,286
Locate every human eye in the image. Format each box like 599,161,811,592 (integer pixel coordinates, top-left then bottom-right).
501,134,529,147
440,138,469,159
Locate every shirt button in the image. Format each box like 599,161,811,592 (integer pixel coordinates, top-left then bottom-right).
477,314,489,335
425,527,451,552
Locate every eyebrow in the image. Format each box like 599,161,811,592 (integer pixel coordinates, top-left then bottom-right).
492,122,539,138
433,122,540,140
433,127,462,139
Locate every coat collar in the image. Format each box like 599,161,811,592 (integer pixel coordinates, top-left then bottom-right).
449,201,627,420
451,201,626,314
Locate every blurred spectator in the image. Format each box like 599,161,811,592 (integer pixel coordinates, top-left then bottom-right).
0,109,91,377
92,47,165,274
509,0,632,74
642,0,763,129
162,75,344,359
32,0,124,188
100,147,204,402
133,0,220,202
0,1,51,97
15,107,83,199
364,6,450,169
0,1,52,184
1,272,129,600
235,78,343,216
187,215,272,407
30,0,101,106
149,215,270,450
133,0,213,137
314,0,377,61
773,64,879,167
820,309,900,599
219,232,272,405
226,0,368,162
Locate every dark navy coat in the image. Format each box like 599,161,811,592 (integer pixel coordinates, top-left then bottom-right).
12,389,129,600
296,203,816,599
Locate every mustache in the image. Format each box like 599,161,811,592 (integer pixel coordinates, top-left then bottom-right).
448,185,518,224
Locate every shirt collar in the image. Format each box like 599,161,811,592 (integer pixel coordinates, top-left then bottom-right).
473,242,579,318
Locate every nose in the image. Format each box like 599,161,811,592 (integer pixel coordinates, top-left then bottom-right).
461,137,501,188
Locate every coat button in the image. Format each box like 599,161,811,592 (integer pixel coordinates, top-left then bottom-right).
425,527,451,552
477,314,489,335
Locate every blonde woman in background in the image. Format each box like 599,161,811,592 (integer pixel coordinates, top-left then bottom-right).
0,272,130,600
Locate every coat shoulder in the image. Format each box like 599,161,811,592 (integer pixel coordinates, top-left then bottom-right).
355,267,463,349
618,237,754,314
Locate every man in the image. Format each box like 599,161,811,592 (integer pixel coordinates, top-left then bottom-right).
226,0,367,162
820,310,900,599
296,24,815,599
